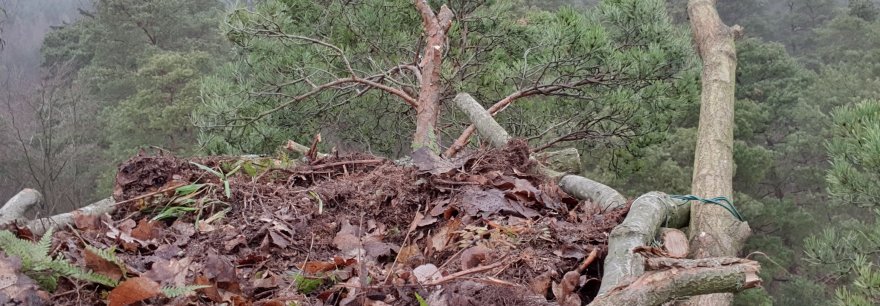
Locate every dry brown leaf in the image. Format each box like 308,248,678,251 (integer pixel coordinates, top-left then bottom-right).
107,277,160,306
0,255,48,305
83,247,124,282
144,257,191,287
195,275,222,302
72,211,103,231
130,219,160,241
204,254,237,283
410,148,456,175
395,244,423,267
302,261,338,275
460,246,490,270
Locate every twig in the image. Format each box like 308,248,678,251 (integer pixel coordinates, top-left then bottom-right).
113,183,188,206
424,260,505,286
305,159,384,170
576,248,599,274
384,204,421,284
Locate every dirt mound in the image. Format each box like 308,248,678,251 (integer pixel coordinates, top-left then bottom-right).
29,141,628,305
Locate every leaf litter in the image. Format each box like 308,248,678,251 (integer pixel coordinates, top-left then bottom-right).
12,139,629,305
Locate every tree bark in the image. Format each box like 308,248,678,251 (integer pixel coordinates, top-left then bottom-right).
0,189,42,225
27,198,114,235
590,257,761,306
686,1,751,305
597,192,690,296
558,176,627,211
412,0,453,151
453,93,511,148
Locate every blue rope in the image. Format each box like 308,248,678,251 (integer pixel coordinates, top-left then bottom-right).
671,195,745,222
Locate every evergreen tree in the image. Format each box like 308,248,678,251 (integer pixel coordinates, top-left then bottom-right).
39,0,227,193
196,0,698,159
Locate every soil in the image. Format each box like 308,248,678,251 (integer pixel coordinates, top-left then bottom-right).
7,140,629,306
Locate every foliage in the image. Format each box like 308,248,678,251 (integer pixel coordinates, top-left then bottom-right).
196,0,697,161
0,228,117,290
161,284,211,298
827,100,880,208
38,0,228,196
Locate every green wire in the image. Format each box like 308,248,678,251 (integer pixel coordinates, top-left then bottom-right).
671,194,745,222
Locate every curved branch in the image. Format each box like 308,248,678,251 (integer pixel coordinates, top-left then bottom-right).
598,192,691,296
246,76,418,125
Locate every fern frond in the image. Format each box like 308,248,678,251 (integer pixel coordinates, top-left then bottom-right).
0,230,47,268
47,257,119,287
85,245,124,267
161,284,210,298
0,229,120,290
36,227,54,258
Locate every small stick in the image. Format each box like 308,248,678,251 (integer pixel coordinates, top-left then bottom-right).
576,248,599,274
305,159,384,170
113,183,188,206
424,261,505,286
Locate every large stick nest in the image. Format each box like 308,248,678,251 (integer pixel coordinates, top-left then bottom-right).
7,140,630,305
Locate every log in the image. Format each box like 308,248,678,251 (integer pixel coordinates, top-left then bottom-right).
558,175,627,211
589,258,761,306
27,198,114,235
453,93,511,149
0,189,42,225
659,228,689,259
597,192,690,296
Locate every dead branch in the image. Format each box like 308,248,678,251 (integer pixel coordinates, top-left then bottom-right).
597,192,691,296
558,176,627,211
27,198,114,236
0,189,42,225
453,93,511,148
423,261,505,286
589,258,760,306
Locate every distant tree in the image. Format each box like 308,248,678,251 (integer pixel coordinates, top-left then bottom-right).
40,0,227,193
849,0,879,21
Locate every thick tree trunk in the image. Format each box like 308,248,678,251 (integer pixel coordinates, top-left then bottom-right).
686,1,751,305
412,0,453,151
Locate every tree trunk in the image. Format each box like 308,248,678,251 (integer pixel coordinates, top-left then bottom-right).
685,1,751,305
412,0,453,151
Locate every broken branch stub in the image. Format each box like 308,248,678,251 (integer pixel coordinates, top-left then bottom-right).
558,175,626,211
0,189,42,225
597,192,690,296
453,93,511,148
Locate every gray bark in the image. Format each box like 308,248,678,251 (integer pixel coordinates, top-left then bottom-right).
590,258,760,306
558,175,627,211
597,192,690,296
0,189,41,225
453,93,511,148
27,198,114,235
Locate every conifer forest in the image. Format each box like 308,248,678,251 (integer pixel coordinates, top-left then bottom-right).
1,0,880,305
